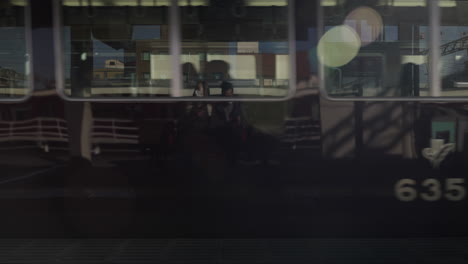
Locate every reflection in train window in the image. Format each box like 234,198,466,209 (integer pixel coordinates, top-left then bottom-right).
179,0,291,97
319,0,430,98
439,0,468,97
0,0,31,100
59,0,171,98
57,0,294,100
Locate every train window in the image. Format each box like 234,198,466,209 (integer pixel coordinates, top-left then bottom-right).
178,0,293,98
55,0,172,99
319,0,433,99
54,0,296,101
0,0,32,101
319,0,468,100
439,0,468,97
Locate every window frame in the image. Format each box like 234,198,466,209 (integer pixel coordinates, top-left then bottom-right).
0,0,34,102
52,0,297,102
317,0,468,102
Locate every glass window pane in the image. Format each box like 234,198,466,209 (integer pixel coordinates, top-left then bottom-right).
59,0,171,98
142,51,151,61
179,0,292,98
439,0,468,97
0,0,30,100
319,0,430,98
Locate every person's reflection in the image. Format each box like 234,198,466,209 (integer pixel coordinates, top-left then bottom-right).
193,80,209,97
219,81,241,123
179,81,212,171
213,81,243,166
186,80,212,120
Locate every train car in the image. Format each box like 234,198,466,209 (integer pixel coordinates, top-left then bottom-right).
1,0,468,262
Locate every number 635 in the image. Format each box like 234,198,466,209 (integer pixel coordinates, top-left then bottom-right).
395,178,466,202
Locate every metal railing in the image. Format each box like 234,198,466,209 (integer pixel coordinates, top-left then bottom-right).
420,35,468,56
92,118,139,144
0,117,68,143
0,117,140,150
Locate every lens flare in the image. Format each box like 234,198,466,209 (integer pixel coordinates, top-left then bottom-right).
318,25,361,67
345,6,383,46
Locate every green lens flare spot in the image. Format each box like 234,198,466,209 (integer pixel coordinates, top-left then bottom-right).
318,25,361,68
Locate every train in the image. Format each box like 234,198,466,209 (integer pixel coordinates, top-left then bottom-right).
1,0,468,247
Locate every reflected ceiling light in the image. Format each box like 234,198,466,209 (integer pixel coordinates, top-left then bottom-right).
321,0,338,6
379,0,456,7
439,0,457,7
62,0,171,6
401,55,427,65
179,0,209,6
182,0,287,7
345,6,383,46
378,0,426,6
9,0,27,6
62,0,287,7
245,0,287,6
322,0,456,7
318,25,361,67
